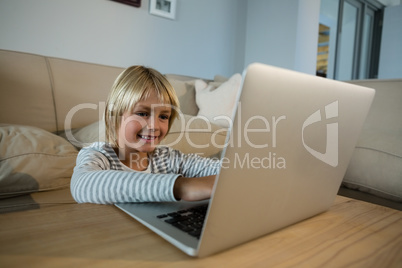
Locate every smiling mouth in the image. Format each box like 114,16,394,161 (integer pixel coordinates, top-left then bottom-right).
138,135,158,141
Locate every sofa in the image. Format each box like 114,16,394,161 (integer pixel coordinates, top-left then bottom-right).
0,49,401,214
340,79,402,210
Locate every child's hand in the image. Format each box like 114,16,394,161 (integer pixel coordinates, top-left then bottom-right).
173,175,216,201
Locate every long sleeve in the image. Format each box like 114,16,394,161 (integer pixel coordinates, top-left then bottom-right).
70,142,221,204
71,145,179,204
153,147,221,178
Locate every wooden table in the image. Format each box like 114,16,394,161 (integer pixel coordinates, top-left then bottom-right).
1,196,401,267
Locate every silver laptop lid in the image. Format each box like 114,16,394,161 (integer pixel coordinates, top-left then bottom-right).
197,63,375,257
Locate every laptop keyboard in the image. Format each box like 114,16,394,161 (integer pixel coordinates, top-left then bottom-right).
156,204,208,239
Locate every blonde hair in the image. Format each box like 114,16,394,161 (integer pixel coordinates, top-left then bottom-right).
104,65,180,147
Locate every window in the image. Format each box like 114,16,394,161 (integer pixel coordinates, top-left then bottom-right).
318,0,383,80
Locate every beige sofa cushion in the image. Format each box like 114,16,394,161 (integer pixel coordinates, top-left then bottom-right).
0,50,57,132
48,58,124,131
167,78,199,116
343,79,402,202
165,74,213,116
0,125,78,198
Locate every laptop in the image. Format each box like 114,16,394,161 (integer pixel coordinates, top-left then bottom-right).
115,63,375,257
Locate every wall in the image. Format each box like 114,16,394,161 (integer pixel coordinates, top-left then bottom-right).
0,0,322,79
378,4,402,79
244,0,320,75
7,0,384,79
0,0,247,79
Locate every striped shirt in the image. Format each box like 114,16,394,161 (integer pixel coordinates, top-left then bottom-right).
71,142,221,204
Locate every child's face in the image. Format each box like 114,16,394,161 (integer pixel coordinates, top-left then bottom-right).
118,90,171,154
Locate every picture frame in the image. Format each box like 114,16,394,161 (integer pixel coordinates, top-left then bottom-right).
149,0,177,20
111,0,141,8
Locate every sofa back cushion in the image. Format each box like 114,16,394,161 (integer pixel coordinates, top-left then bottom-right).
49,58,125,131
0,49,211,133
344,79,402,202
165,74,209,116
0,50,57,132
0,50,125,132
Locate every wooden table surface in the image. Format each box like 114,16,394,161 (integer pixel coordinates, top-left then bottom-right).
1,195,401,267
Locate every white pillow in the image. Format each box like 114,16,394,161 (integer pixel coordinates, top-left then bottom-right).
195,73,242,128
60,121,105,149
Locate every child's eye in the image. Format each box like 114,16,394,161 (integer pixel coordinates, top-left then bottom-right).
160,114,170,120
136,112,149,117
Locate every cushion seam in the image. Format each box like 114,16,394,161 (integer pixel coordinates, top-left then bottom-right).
355,146,402,158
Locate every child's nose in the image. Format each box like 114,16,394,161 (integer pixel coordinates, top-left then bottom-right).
147,116,158,130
